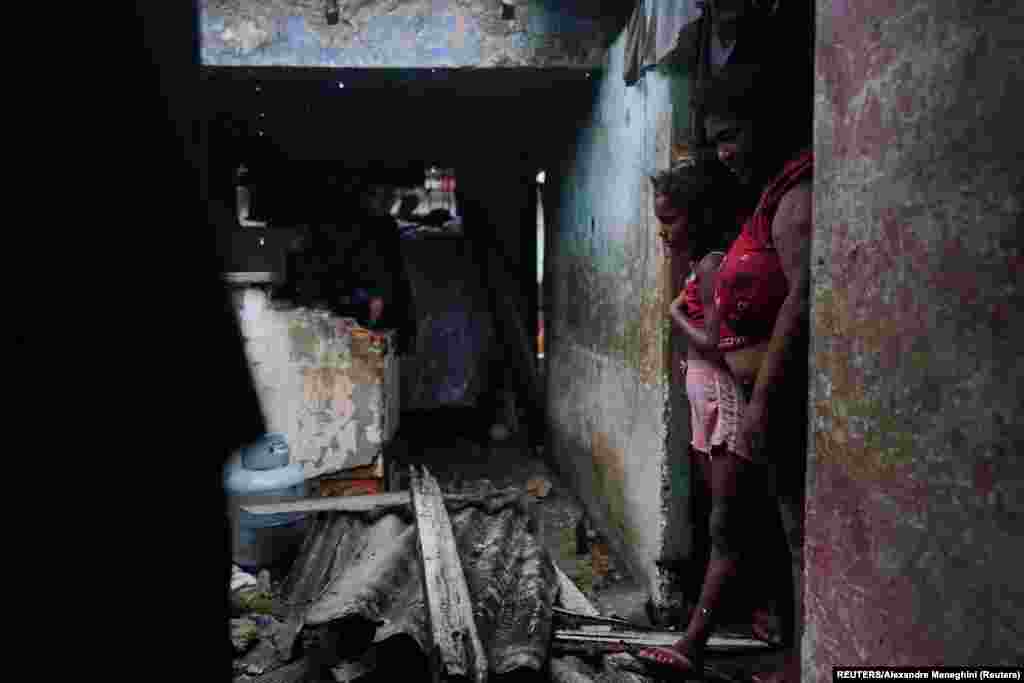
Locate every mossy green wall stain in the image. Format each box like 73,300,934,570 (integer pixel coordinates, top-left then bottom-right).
589,429,646,568
557,234,669,383
545,22,697,595
814,277,934,480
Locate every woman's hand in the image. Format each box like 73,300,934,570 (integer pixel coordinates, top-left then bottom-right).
740,395,769,461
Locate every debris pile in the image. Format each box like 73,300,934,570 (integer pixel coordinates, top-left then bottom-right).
228,468,776,683
230,468,557,683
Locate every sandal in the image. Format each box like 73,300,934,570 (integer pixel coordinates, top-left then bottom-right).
633,645,703,680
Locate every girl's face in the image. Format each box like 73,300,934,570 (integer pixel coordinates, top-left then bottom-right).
654,193,690,249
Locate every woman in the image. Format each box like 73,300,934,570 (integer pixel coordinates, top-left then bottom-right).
640,62,814,682
640,157,779,676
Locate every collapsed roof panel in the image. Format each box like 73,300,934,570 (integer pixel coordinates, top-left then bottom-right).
278,488,557,678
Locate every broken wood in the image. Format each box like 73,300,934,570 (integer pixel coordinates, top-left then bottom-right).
243,492,411,515
243,487,524,516
553,629,774,653
410,466,488,683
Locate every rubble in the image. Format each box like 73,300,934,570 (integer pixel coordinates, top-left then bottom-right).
231,617,262,654
231,565,277,616
231,468,558,681
550,655,598,683
228,463,772,682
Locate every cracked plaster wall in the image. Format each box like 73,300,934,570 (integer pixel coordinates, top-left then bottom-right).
233,288,400,479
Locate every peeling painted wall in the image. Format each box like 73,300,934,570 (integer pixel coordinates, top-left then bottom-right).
546,25,692,604
808,0,1024,675
201,0,611,67
234,288,400,479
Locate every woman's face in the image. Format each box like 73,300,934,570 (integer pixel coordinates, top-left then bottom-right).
654,193,690,249
706,115,756,185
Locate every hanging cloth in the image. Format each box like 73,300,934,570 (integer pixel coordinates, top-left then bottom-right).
624,0,704,86
623,0,649,86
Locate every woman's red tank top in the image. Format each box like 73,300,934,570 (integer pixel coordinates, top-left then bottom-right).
714,150,813,351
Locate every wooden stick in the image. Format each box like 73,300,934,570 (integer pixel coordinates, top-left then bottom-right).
554,629,774,653
242,487,524,515
242,492,410,515
410,466,488,683
552,606,656,632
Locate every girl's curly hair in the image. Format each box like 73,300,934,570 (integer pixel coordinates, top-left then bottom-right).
650,157,715,214
650,157,743,257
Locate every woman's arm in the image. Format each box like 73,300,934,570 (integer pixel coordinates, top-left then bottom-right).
669,253,725,354
741,181,812,456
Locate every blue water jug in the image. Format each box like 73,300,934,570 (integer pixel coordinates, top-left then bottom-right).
224,433,309,572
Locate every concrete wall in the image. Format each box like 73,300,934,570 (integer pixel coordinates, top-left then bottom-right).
201,0,612,68
546,27,692,604
808,0,1024,675
233,287,400,479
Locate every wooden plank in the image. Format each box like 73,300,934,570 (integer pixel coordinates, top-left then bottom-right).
553,564,601,617
553,607,655,632
410,466,488,683
224,271,281,285
242,492,411,515
242,487,524,515
554,629,773,653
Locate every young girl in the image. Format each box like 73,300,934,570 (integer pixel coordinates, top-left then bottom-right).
642,157,779,676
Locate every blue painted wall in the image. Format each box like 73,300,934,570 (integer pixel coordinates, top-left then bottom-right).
546,24,694,607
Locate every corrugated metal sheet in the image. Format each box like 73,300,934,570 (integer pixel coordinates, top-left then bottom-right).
282,490,556,676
